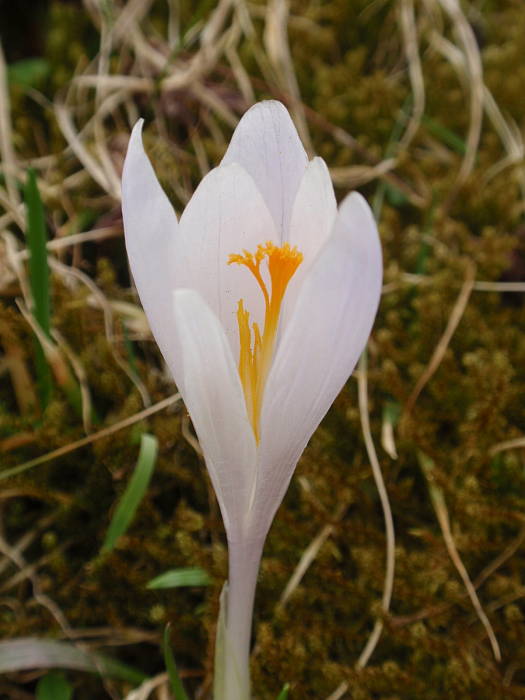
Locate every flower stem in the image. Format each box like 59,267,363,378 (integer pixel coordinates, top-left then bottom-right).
222,536,265,700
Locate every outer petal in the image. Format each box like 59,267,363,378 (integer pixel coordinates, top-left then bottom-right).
251,192,382,532
175,163,278,361
221,101,308,238
173,289,257,539
282,157,337,330
122,120,181,382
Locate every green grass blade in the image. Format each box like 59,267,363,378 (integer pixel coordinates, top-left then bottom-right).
8,58,50,88
163,625,190,700
147,566,210,590
382,400,401,426
101,433,158,553
25,168,52,408
25,169,50,336
96,653,148,684
277,683,290,699
422,115,467,155
36,672,73,700
372,96,412,218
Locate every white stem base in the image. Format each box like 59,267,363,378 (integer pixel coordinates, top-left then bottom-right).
221,536,265,700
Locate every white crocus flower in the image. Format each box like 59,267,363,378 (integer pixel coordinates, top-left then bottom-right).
122,101,382,700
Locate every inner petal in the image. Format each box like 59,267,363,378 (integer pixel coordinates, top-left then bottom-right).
174,163,277,361
221,101,309,238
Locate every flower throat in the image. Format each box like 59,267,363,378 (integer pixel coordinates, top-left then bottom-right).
228,242,303,443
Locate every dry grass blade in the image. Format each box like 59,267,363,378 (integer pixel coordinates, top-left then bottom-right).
427,17,525,208
0,540,72,594
0,393,180,481
181,413,203,457
0,433,36,453
418,453,502,662
330,159,398,189
277,502,347,610
263,0,312,152
390,522,525,629
46,226,121,251
481,89,525,186
226,38,255,103
49,258,151,407
398,0,425,149
325,683,348,700
54,103,113,196
0,530,72,635
16,299,78,402
490,436,525,456
356,352,396,669
383,273,525,295
1,1,523,695
0,514,58,577
161,0,234,92
123,672,169,700
405,261,476,414
0,319,37,412
0,44,20,209
304,107,427,207
99,0,155,46
191,83,238,129
52,328,93,434
474,525,525,591
74,74,153,91
91,1,128,199
2,232,31,304
0,186,24,230
473,281,525,293
436,0,483,194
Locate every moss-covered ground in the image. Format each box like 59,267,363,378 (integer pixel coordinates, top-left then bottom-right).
0,1,524,698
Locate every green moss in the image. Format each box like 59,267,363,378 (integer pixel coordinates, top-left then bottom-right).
1,0,525,698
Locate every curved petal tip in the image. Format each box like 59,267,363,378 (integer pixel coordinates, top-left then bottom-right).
124,119,145,162
222,100,308,237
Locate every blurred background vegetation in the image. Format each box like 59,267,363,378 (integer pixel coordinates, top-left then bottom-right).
0,0,524,698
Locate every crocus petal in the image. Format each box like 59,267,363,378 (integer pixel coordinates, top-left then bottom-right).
251,192,382,531
122,120,181,382
281,156,337,329
221,101,308,238
173,289,257,538
175,162,278,361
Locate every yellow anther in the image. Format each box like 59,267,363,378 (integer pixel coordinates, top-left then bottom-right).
228,241,303,442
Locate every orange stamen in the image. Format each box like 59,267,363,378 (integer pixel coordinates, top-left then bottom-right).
228,241,303,442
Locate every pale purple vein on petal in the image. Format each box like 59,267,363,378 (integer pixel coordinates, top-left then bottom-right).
221,101,308,240
175,162,278,362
